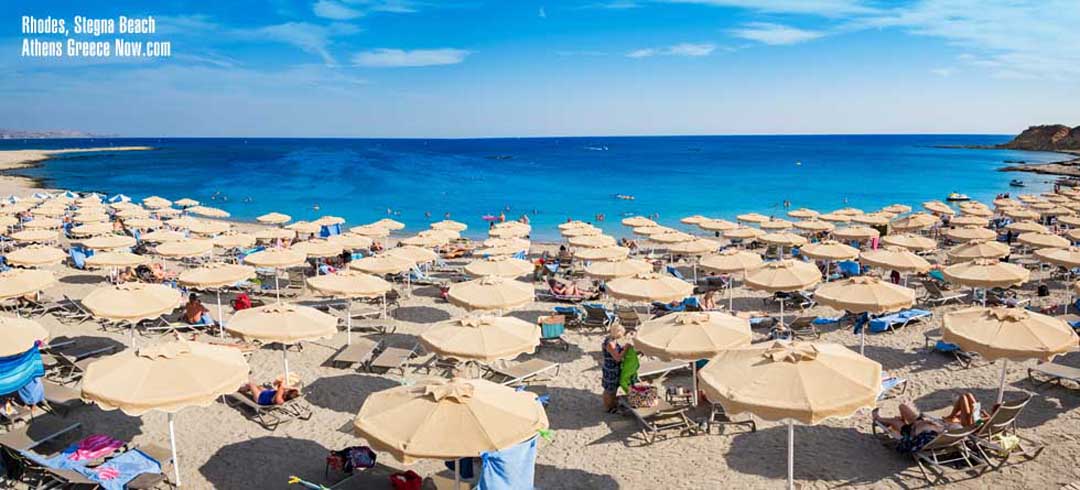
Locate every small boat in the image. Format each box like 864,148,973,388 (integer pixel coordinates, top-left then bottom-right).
1009,179,1026,187
614,194,635,201
946,193,971,202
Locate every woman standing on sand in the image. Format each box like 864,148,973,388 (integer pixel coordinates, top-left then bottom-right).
601,323,630,413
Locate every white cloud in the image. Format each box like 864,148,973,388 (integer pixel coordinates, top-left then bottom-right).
661,0,878,17
627,43,716,58
353,48,470,67
729,22,823,45
244,22,359,66
930,67,954,77
314,0,364,20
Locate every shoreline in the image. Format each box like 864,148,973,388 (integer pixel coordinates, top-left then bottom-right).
0,146,154,196
997,150,1080,178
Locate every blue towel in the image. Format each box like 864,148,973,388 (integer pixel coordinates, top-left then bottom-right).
812,315,843,325
69,248,88,270
480,437,537,490
0,345,45,396
868,309,930,333
17,376,44,405
25,448,161,490
837,261,861,277
319,224,342,237
934,340,961,352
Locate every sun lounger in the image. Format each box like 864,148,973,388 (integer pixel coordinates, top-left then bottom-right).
705,403,756,435
615,306,645,330
923,328,980,369
0,415,81,452
51,295,95,324
42,341,117,384
368,344,418,376
879,376,909,400
485,359,561,386
580,303,612,332
127,444,172,489
537,287,599,303
42,380,85,415
537,315,569,351
921,280,966,306
224,391,313,431
785,315,820,339
913,426,988,485
971,394,1044,467
637,359,688,379
328,338,382,370
619,398,701,444
868,309,932,333
1028,361,1080,389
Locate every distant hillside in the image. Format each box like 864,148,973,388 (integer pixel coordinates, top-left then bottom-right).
998,124,1080,151
0,129,109,139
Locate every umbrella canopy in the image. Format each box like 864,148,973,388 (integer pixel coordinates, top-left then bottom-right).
314,215,346,226
1004,208,1040,220
1006,221,1050,234
142,196,172,209
292,239,345,258
419,229,460,242
419,315,540,362
5,245,66,267
178,263,256,289
350,225,391,238
155,239,214,258
744,260,821,293
0,316,49,357
488,226,529,239
385,246,439,264
725,227,765,240
371,218,406,231
759,232,808,247
243,248,307,268
0,269,56,300
354,378,548,464
943,307,1078,363
400,234,447,248
174,198,199,208
621,216,655,227
859,247,931,273
10,229,59,243
561,226,601,238
947,240,1010,262
187,206,230,218
699,249,764,273
634,312,751,361
851,213,890,226
82,235,136,251
447,276,534,311
558,220,591,230
308,270,392,298
943,259,1030,289
792,220,835,233
1035,246,1080,268
606,272,693,303
482,237,530,250
890,212,938,232
759,219,794,230
698,341,881,425
650,232,696,244
82,283,181,322
945,226,996,243
814,276,915,314
833,207,864,216
923,201,955,216
736,212,770,224
817,213,851,223
123,218,164,230
431,220,468,231
464,257,534,278
140,230,188,243
327,233,374,250
951,215,989,227
226,303,338,344
187,220,231,235
256,212,292,224
213,233,256,249
568,234,616,248
574,246,630,262
880,233,937,252
1057,215,1080,227
254,228,297,241
680,215,708,225
666,238,719,255
85,251,150,269
349,254,416,274
800,240,859,261
23,218,63,229
584,259,653,280
69,222,117,238
286,221,322,234
787,208,819,219
699,219,738,232
1018,232,1070,249
832,226,880,241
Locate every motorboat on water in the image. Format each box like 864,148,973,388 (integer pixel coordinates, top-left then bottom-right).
946,192,971,201
1009,179,1026,187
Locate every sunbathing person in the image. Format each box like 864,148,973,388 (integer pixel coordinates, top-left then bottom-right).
872,392,982,453
239,377,301,406
549,279,579,296
184,293,216,326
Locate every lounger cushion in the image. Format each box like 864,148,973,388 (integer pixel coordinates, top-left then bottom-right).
869,309,931,333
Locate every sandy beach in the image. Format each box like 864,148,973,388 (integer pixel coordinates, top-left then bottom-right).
2,149,1080,490
0,147,152,197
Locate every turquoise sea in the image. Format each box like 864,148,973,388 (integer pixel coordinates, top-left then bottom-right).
1,135,1068,240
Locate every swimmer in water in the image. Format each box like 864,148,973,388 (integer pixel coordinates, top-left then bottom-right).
313,203,320,211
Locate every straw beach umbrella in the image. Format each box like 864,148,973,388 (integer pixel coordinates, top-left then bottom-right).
667,238,718,256
141,229,187,243
385,246,438,265
832,226,880,242
889,212,938,232
944,226,996,243
561,226,601,238
0,269,56,301
1005,221,1049,234
851,213,890,226
227,303,337,381
186,219,231,236
633,225,673,237
465,257,534,278
817,212,851,223
178,263,257,336
923,201,955,216
606,272,693,303
431,219,468,232
699,219,738,232
880,233,936,252
187,206,230,218
621,216,655,227
568,234,616,248
860,247,931,274
213,233,256,250
82,283,182,345
419,315,540,364
744,260,821,325
257,212,292,224
287,221,322,235
951,215,988,227
635,311,752,405
174,198,199,208
156,239,214,259
947,240,1010,263
401,234,447,248
10,229,59,244
1018,232,1070,249
254,228,296,242
759,218,794,230
680,215,708,225
944,307,1077,403
292,239,345,259
243,248,307,301
698,341,881,490
0,316,49,356
724,227,764,241
350,225,391,238
574,246,629,262
650,231,695,244
943,259,1029,305
4,245,66,267
308,270,393,345
792,220,834,233
82,342,249,487
584,259,652,280
699,249,764,310
327,233,374,251
82,235,136,251
447,276,534,312
814,276,916,353
800,240,858,261
23,218,63,230
787,208,819,219
1035,246,1080,269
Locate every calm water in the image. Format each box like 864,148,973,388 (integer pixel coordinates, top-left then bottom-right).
2,135,1067,240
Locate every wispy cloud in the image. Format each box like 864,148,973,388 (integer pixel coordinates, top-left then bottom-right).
729,22,823,45
627,43,716,58
930,67,954,78
242,22,359,66
661,0,878,17
353,48,470,67
313,0,364,20
584,0,642,8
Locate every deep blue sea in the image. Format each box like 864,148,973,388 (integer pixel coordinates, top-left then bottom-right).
1,135,1068,240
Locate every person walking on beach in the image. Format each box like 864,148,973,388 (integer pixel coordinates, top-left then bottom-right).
601,323,630,413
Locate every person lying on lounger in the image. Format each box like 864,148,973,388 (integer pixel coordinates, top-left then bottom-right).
872,392,983,453
240,377,301,406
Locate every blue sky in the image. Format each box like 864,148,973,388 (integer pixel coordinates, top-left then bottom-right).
3,0,1079,137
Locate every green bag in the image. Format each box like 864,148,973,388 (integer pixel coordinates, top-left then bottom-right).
619,346,640,394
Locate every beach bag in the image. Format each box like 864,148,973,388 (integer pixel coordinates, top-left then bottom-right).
539,315,565,339
327,446,376,474
232,293,252,311
627,383,658,408
389,470,422,490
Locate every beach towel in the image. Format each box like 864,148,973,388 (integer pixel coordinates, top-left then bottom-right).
74,448,160,490
868,309,931,333
619,346,640,394
479,436,537,490
17,376,44,406
0,345,45,396
69,434,126,462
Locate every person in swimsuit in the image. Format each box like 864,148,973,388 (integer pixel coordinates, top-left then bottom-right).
184,293,215,326
240,377,301,406
873,392,982,453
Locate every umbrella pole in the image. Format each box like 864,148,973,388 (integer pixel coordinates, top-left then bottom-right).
691,361,698,407
454,459,460,490
346,298,353,346
997,359,1008,405
216,290,224,339
860,326,866,356
283,347,290,382
275,269,281,303
728,278,734,311
168,412,182,487
787,420,794,490
129,322,135,348
779,299,785,328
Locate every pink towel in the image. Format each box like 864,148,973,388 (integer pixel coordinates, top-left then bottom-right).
68,434,124,462
96,466,120,480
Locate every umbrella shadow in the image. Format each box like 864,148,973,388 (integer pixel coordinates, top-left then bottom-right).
199,436,331,488
49,334,127,355
59,274,106,285
535,464,620,490
303,373,400,415
506,309,549,324
68,405,145,444
412,285,444,299
725,425,907,486
914,386,1080,429
532,386,611,431
392,305,450,324
857,344,923,372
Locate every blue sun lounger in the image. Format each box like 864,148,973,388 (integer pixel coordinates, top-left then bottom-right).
868,309,931,333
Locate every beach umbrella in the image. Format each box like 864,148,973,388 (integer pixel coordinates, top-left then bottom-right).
1004,208,1039,220
1035,246,1080,269
372,218,406,231
82,283,182,345
186,220,231,236
759,232,807,248
419,315,540,365
0,216,18,230
447,276,534,312
213,233,256,249
80,341,248,487
561,226,601,237
574,246,629,262
745,260,821,326
22,218,63,230
568,234,616,248
922,201,955,216
959,206,994,218
142,196,172,209
680,215,708,225
1017,194,1042,203
5,245,66,267
860,247,931,274
174,198,199,208
882,204,912,214
187,206,230,218
736,212,769,224
124,218,164,230
401,234,447,248
558,220,591,230
787,208,819,219
314,215,345,226
833,207,864,216
488,226,529,239
243,248,307,301
32,207,67,218
943,259,1029,305
115,207,151,219
792,220,834,233
944,226,996,243
621,216,655,227
583,259,652,280
700,249,764,310
385,245,439,264
286,221,322,235
635,311,752,405
698,219,738,232
254,228,296,241
156,239,214,259
832,226,880,241
889,212,938,232
72,213,109,224
292,239,345,259
814,276,916,354
817,212,851,223
82,235,136,251
308,270,394,344
419,229,460,242
482,237,531,251
1005,221,1049,234
994,198,1022,208
1057,215,1080,227
666,238,719,256
951,215,988,227
944,307,1077,403
257,212,291,225
85,252,150,270
606,272,694,304
431,220,468,232
165,216,198,229
178,263,257,336
800,240,858,261
947,240,1010,263
1038,205,1074,217
465,257,533,278
759,219,794,230
632,225,674,237
141,230,188,243
327,233,374,251
154,208,182,219
699,341,880,490
226,303,337,380
649,232,696,244
1018,232,1070,249
350,225,391,238
10,229,58,244
880,233,936,252
0,269,56,301
0,316,49,356
851,213,890,226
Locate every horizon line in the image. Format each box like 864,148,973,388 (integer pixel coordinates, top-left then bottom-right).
8,131,1018,141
